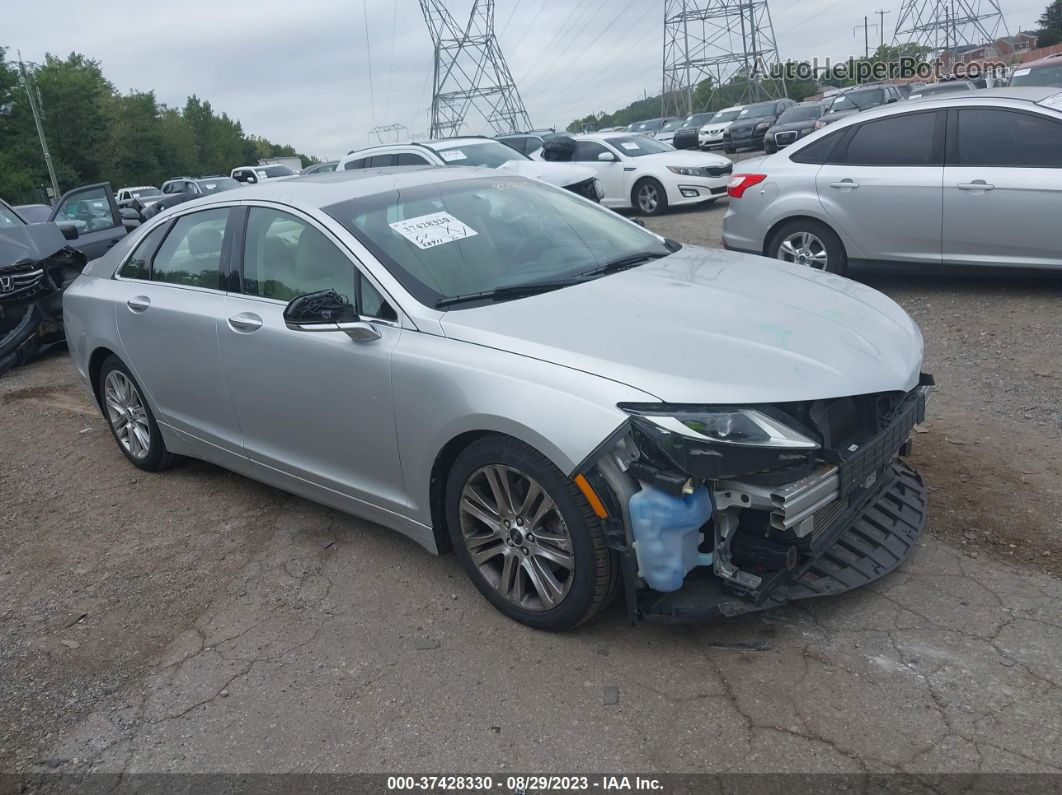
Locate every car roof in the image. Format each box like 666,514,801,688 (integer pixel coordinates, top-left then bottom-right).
161,167,503,212
1020,53,1062,68
909,85,1061,103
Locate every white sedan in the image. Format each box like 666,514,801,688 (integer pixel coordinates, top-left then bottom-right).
553,133,733,215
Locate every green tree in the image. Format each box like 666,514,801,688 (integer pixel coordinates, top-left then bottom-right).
1039,0,1062,47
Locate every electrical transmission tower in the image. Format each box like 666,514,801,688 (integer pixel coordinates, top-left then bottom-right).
662,0,786,119
420,0,532,138
893,0,1008,53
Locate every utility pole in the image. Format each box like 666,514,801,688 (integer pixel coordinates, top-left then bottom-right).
876,9,891,50
854,17,876,59
16,52,60,202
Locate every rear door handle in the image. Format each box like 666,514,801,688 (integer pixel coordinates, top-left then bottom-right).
228,313,263,333
956,180,995,191
126,296,150,313
830,180,860,189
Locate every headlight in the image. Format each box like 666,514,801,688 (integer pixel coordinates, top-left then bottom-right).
755,121,771,130
814,120,827,130
667,165,704,177
622,406,818,449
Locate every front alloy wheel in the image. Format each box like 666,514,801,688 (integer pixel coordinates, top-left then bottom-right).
634,178,667,216
459,465,575,611
446,436,619,630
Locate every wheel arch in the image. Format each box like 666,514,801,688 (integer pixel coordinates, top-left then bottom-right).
88,346,123,408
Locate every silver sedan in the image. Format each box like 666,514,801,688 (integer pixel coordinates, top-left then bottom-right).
723,87,1062,275
64,167,931,629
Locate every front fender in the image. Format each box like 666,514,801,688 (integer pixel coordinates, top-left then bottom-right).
391,331,657,526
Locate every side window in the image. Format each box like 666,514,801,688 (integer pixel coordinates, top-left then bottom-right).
395,152,430,166
343,158,365,171
368,154,396,168
241,207,396,320
151,208,229,289
789,129,845,164
523,137,544,154
118,223,168,279
573,140,610,161
842,112,939,166
955,109,1062,167
54,187,117,232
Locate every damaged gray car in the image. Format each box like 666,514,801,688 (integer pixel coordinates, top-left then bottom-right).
62,168,932,629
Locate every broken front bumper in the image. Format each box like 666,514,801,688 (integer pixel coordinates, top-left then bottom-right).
636,459,926,623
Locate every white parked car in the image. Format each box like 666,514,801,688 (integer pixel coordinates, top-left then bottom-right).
230,165,298,185
563,133,733,215
338,138,604,202
115,186,162,208
698,106,745,149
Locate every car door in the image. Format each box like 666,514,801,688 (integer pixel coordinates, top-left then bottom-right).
815,110,945,266
942,107,1062,269
571,140,626,207
49,183,127,260
113,206,245,464
217,203,408,514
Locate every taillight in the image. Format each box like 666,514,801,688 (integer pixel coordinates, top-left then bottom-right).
727,173,767,199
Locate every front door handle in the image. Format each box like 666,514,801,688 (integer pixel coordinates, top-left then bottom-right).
956,180,995,192
228,313,263,333
830,180,860,190
126,296,150,313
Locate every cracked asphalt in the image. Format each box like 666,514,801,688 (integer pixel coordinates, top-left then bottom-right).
1,192,1060,776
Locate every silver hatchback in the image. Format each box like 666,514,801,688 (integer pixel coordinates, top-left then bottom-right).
64,168,931,629
723,87,1062,274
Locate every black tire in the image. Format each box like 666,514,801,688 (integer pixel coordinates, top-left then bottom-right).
97,355,177,472
632,177,668,216
767,219,848,276
446,435,619,630
724,145,736,155
764,141,777,154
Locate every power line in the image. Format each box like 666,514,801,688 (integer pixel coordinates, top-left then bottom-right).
362,0,376,125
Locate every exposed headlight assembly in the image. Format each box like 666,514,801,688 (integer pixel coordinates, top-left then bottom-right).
667,165,705,177
619,404,820,482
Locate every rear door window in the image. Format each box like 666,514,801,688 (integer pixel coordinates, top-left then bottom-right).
840,112,941,166
118,223,168,280
395,152,431,166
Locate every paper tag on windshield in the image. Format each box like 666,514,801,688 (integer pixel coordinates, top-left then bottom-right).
1012,68,1031,77
390,212,478,249
204,183,216,189
439,150,467,162
620,142,639,151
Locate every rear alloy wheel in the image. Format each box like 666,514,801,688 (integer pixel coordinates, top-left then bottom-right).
633,178,668,216
447,436,618,630
768,220,848,276
98,356,177,472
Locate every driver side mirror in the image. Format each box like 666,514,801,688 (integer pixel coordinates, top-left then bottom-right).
58,222,79,241
283,290,381,342
598,151,617,162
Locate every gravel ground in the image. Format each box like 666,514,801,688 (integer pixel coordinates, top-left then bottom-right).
1,183,1060,776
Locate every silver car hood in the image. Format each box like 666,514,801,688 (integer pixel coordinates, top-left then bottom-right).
439,247,923,404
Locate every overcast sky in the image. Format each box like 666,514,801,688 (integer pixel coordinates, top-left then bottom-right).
4,0,1048,159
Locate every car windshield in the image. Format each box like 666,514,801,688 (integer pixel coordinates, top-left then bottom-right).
603,135,673,157
737,102,778,119
682,113,713,128
710,109,742,123
1010,64,1062,87
0,203,26,228
660,120,682,131
131,188,161,198
631,119,664,132
195,177,241,194
778,106,822,123
325,176,672,309
830,88,884,111
261,165,296,177
433,141,529,167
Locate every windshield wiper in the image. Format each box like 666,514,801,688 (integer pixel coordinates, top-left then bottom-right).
575,248,674,279
435,279,583,310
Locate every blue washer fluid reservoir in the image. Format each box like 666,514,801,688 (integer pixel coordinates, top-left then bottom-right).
629,484,713,592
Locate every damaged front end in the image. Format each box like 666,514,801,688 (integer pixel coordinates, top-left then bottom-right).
580,376,934,623
0,224,87,375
